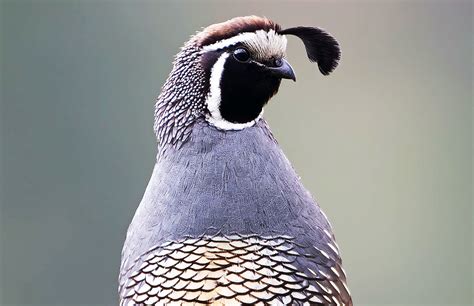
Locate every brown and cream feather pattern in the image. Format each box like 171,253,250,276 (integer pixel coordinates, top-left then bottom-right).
120,232,349,305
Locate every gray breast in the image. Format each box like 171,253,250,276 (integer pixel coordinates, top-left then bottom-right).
119,120,352,305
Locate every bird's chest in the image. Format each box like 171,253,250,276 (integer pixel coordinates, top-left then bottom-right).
152,148,306,238
119,125,348,305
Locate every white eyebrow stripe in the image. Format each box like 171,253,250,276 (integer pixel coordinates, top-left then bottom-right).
202,32,260,51
202,29,287,58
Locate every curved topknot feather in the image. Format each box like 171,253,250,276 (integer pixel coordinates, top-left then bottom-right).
279,26,341,75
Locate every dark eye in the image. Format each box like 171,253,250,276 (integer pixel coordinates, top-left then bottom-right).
274,58,283,67
233,48,250,62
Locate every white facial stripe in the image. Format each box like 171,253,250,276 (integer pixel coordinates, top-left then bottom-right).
203,32,258,51
204,53,262,131
205,53,228,121
202,30,287,60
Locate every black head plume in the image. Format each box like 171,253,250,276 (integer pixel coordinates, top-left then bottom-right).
279,26,340,75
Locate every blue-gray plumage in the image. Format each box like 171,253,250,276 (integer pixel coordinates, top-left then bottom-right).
119,16,351,305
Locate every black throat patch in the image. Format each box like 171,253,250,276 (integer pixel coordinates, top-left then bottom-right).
219,57,281,124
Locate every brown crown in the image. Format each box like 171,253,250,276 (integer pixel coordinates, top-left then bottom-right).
195,16,281,47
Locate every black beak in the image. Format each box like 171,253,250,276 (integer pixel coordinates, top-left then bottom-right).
266,58,296,81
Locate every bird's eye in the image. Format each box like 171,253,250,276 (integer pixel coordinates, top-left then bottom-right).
274,58,283,67
233,48,250,62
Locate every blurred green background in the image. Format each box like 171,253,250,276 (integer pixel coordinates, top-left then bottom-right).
1,0,472,305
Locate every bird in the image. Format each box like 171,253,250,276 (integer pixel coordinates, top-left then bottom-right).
119,16,352,305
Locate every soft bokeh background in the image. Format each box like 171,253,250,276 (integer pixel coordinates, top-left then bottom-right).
1,0,472,305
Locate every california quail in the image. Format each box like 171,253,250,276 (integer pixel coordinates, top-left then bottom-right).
119,16,352,305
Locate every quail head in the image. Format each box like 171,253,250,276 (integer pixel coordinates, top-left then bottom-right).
119,16,352,305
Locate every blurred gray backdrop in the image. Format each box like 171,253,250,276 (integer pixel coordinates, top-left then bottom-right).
1,0,472,305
